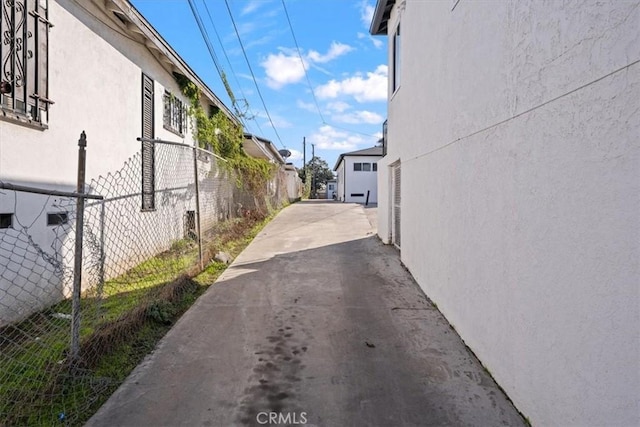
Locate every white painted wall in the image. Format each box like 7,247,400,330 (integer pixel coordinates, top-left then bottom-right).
335,162,345,202
0,0,225,325
377,1,640,426
337,156,380,204
284,168,302,202
326,180,336,200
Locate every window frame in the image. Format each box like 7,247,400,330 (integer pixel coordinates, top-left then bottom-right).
0,0,53,128
391,23,401,94
163,90,187,136
47,212,68,226
0,213,13,229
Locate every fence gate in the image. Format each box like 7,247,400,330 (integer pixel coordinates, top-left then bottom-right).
391,162,401,248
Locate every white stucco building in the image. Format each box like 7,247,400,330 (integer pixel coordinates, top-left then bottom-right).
325,180,336,200
371,1,639,426
0,0,237,324
333,146,382,204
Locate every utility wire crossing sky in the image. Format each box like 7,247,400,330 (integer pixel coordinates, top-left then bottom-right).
132,0,388,169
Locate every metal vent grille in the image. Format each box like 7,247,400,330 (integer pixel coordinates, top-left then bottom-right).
393,164,401,248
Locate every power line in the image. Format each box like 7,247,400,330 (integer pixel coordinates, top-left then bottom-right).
200,0,259,123
280,0,380,143
223,0,285,149
187,0,248,126
281,0,326,124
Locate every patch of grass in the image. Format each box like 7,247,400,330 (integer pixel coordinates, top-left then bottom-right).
0,211,277,426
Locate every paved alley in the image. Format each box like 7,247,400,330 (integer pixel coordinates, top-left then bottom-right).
86,201,525,427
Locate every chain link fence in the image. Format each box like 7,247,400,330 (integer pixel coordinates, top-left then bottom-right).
0,136,290,426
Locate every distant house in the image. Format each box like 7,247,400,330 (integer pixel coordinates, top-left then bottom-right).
242,133,286,165
333,147,382,203
325,180,337,200
371,1,639,426
242,133,303,203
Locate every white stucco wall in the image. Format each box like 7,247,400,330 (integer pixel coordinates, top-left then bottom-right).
337,155,380,204
284,169,302,202
0,0,199,185
326,180,336,199
378,1,640,426
0,0,224,325
335,162,345,202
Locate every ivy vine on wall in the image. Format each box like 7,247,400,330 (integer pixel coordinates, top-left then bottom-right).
175,73,275,192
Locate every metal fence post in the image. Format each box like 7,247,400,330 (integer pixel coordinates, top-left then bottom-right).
71,131,87,362
193,146,203,271
98,200,106,296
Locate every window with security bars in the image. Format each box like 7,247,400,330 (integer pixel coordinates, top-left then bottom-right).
163,90,186,136
0,0,53,125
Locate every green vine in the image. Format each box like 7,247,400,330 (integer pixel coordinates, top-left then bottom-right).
175,74,275,190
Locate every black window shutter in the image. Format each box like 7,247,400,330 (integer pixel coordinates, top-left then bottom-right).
142,74,155,210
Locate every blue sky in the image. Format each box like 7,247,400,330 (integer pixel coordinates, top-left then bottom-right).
130,0,387,170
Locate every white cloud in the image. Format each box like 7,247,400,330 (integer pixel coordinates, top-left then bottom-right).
261,51,308,89
245,34,276,50
297,100,316,112
315,65,388,102
309,125,367,151
327,101,351,113
371,37,383,49
308,42,354,64
333,110,384,125
241,0,265,15
360,1,375,28
287,149,303,162
265,114,293,129
261,41,354,90
357,32,383,49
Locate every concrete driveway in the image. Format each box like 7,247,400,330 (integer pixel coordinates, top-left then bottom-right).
86,201,525,427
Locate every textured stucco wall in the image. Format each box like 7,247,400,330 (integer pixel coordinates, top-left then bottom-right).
0,0,198,185
379,0,640,425
0,0,208,325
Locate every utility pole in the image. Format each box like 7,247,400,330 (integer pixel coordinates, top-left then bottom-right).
311,143,315,199
302,137,306,182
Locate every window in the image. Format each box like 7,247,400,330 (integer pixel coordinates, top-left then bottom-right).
141,74,155,211
373,163,378,172
0,213,12,229
328,184,334,190
351,193,364,197
354,162,373,172
382,119,387,156
163,90,186,136
47,212,68,226
0,0,53,125
392,24,401,93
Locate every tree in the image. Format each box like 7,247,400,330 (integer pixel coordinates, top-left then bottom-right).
298,156,335,198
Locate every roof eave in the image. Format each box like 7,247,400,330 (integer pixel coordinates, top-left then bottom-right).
369,0,395,35
333,155,344,172
108,0,240,126
243,134,285,164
